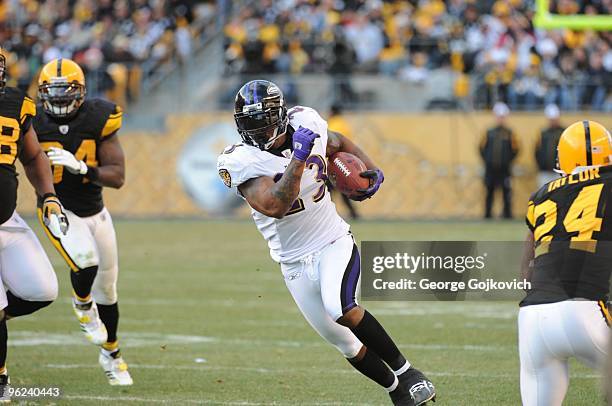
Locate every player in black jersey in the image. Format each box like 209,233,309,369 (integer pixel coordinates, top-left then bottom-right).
519,120,611,406
33,58,131,386
0,51,69,390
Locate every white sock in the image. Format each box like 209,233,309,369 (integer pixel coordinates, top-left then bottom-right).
385,375,399,392
394,360,411,376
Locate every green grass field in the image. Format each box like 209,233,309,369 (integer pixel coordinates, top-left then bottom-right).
8,219,605,405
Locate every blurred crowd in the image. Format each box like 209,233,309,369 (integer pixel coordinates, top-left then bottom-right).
0,0,215,107
224,0,611,111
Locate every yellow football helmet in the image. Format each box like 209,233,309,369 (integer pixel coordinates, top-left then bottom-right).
38,58,86,118
557,120,612,175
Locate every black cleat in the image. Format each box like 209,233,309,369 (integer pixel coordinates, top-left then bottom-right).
397,367,436,406
389,383,413,406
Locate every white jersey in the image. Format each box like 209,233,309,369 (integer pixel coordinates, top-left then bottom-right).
217,106,349,263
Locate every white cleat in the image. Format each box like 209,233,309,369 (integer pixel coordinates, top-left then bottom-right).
0,374,10,403
72,299,107,345
99,351,133,386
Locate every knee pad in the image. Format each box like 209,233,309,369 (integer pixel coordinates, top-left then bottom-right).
5,291,53,318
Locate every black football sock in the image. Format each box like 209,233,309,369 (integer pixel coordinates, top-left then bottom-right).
98,302,119,342
351,310,409,373
98,303,119,352
0,319,6,374
70,266,98,303
348,347,397,391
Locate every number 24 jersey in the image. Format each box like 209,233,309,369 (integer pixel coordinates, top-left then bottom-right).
523,165,612,306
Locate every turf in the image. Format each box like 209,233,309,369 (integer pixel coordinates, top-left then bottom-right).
7,219,605,405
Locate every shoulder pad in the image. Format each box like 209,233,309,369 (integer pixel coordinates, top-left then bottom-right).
101,103,123,138
216,143,269,188
20,95,36,126
287,106,328,147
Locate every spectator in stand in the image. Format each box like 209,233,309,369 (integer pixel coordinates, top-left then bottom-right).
329,33,357,105
583,51,610,111
1,0,214,106
223,0,610,111
81,47,115,98
508,56,545,110
344,12,384,72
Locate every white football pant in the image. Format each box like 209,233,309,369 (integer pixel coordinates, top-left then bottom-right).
40,207,118,305
281,233,363,358
0,211,58,309
519,300,610,406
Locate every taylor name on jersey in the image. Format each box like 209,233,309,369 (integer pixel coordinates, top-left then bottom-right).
217,106,349,263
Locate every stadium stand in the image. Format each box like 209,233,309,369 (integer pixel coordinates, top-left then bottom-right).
0,0,217,107
223,0,611,111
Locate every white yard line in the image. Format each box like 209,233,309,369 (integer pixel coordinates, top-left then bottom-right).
45,362,603,380
62,394,369,405
9,330,513,352
54,297,294,308
51,297,519,320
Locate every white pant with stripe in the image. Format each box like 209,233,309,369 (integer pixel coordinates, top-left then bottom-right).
0,211,57,309
281,233,363,358
40,207,118,305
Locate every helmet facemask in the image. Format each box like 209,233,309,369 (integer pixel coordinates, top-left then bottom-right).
235,103,288,150
0,54,6,92
39,77,86,118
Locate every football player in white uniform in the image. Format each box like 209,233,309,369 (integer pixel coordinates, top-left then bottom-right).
0,52,67,390
217,80,436,405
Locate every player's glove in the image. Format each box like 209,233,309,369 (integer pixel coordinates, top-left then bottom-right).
42,193,69,235
353,169,384,201
292,126,319,162
47,147,88,175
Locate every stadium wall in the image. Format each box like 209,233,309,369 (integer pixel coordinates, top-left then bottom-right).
16,112,611,220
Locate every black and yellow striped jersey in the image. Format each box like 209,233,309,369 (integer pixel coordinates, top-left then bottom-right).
521,165,612,306
0,87,36,224
33,98,122,217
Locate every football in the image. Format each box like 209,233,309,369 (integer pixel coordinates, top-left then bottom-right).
328,152,370,198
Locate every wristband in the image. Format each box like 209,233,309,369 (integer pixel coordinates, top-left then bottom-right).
84,166,100,182
42,193,57,200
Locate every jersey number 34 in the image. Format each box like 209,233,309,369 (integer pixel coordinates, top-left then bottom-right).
40,140,97,184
